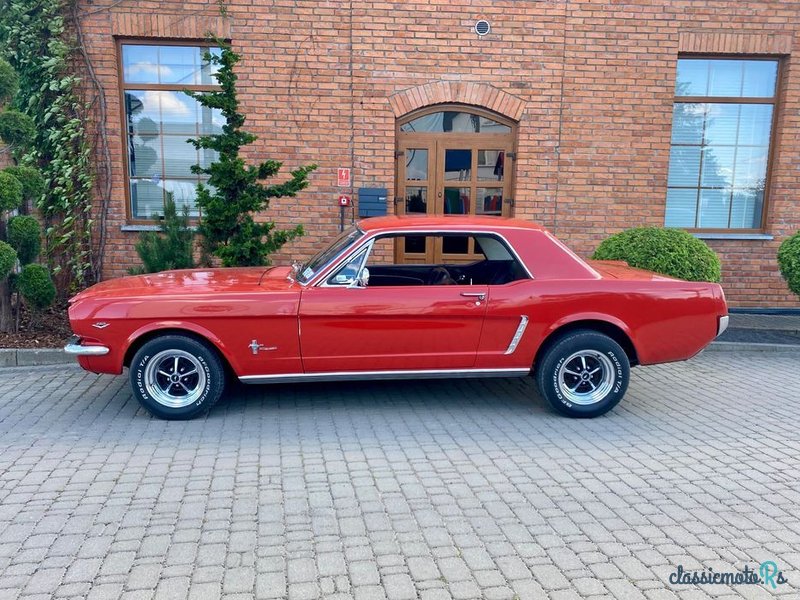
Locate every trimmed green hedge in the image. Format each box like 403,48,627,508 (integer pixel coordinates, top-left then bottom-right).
777,231,800,298
0,241,16,279
3,166,44,205
0,170,23,212
17,263,56,310
592,227,722,283
0,109,35,147
8,215,41,265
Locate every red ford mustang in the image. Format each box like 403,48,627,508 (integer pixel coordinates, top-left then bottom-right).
65,216,728,420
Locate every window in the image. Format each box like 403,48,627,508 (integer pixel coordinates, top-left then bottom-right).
120,42,223,220
666,58,778,230
325,233,529,287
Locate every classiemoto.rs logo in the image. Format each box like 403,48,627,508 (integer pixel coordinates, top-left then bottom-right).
669,561,789,589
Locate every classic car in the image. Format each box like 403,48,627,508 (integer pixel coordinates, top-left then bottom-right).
65,216,729,420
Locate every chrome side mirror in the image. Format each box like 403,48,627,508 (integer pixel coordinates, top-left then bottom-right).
348,267,369,288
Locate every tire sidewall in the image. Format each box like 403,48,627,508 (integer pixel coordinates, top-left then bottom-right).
540,332,630,418
130,336,223,420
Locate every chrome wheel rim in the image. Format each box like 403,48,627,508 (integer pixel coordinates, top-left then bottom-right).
144,349,206,408
557,350,615,406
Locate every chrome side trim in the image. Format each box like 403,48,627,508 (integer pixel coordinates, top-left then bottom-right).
239,367,530,385
504,315,529,355
716,315,729,337
64,342,110,356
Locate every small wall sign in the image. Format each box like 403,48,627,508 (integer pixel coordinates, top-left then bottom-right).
337,168,351,187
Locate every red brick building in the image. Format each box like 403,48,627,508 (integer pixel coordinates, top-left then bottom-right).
78,0,800,307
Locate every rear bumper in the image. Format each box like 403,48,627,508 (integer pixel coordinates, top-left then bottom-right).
64,335,110,356
716,315,730,337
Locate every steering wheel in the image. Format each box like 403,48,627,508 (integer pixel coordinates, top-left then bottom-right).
426,267,454,286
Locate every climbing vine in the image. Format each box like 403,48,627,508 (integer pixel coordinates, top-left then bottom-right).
0,0,96,293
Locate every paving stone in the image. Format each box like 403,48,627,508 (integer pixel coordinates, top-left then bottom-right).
0,354,798,600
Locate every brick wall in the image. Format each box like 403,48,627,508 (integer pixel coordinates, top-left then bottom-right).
76,0,800,307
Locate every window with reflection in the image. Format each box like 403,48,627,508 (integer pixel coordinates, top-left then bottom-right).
399,111,511,134
666,58,778,229
121,43,223,220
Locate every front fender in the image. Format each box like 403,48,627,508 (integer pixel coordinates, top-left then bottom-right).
123,321,244,375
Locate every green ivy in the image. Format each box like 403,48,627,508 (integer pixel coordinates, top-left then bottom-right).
0,0,95,291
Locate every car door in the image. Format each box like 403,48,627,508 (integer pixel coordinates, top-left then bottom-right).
298,236,489,373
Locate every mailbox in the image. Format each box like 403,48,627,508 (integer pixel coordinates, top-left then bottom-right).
357,187,388,218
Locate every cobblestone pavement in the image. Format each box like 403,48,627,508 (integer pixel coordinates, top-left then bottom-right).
0,351,798,600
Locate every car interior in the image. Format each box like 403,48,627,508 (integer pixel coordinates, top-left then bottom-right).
327,234,530,287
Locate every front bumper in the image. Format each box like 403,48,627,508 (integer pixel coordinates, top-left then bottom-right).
64,335,110,356
716,315,730,337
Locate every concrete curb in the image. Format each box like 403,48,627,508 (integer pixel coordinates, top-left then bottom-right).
706,341,800,353
0,348,73,367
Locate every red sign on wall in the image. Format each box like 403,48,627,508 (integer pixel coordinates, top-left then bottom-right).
338,194,351,207
337,168,351,187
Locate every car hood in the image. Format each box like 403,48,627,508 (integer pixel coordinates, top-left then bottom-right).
70,266,297,302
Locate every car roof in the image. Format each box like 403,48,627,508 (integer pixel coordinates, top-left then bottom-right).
357,215,549,233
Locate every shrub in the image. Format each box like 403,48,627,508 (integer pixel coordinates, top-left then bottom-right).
16,263,56,310
8,215,41,265
0,241,16,279
132,194,196,274
0,59,18,106
592,227,722,283
3,166,45,205
0,109,35,147
186,41,314,267
777,231,800,297
0,170,23,212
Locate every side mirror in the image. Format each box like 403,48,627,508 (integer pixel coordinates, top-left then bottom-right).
348,267,370,288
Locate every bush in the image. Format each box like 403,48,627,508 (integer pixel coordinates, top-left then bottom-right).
0,241,16,279
3,166,44,205
592,227,722,283
0,110,35,147
0,170,23,212
132,194,195,274
8,215,41,265
16,263,56,310
0,59,18,106
777,231,800,297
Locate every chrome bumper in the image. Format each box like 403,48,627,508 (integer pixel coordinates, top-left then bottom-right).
64,336,110,356
716,315,729,337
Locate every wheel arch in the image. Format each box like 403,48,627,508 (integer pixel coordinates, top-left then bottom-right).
533,318,639,375
123,325,239,377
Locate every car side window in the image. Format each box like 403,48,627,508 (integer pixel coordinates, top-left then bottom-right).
326,247,369,286
357,234,529,287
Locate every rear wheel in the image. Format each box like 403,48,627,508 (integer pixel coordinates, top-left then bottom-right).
129,335,226,420
536,330,630,418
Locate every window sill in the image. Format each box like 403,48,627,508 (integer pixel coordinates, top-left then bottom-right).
121,224,161,232
121,224,198,232
692,233,774,241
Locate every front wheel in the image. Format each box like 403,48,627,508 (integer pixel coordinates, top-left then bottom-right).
536,330,630,418
129,335,226,420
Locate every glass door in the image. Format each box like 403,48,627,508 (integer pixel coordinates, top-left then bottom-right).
395,106,516,264
436,140,513,263
396,140,435,263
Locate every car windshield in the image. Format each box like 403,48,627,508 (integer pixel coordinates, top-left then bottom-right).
296,226,364,284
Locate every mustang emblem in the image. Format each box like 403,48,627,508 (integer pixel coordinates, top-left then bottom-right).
249,339,277,355
92,322,110,329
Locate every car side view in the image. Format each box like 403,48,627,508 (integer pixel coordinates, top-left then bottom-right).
65,216,729,420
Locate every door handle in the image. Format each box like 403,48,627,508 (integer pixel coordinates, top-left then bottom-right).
460,292,486,301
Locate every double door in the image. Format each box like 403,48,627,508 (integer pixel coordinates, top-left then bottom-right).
396,137,514,264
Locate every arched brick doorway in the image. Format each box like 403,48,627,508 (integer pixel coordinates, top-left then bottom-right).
395,104,517,263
